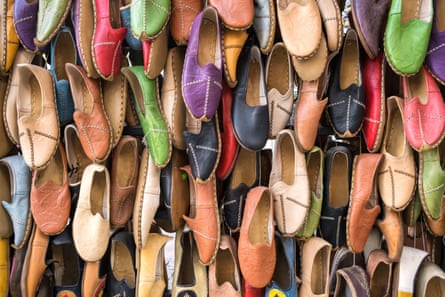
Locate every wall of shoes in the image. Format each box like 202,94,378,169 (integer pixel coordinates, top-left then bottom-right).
0,0,444,296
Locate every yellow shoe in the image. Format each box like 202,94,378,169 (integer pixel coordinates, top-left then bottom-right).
0,238,9,297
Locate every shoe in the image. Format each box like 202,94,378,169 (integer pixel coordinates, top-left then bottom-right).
13,0,40,52
384,0,433,75
130,0,171,40
366,249,392,297
253,0,276,54
109,136,140,228
299,236,331,297
238,186,275,288
376,206,403,261
182,165,220,265
350,0,390,59
71,0,99,78
182,6,223,121
136,232,170,297
66,63,112,162
106,231,136,297
120,0,142,50
0,76,13,158
269,129,310,236
319,145,352,248
0,154,32,249
244,281,265,297
326,29,365,138
34,0,72,47
142,27,168,79
333,266,370,297
266,42,294,139
265,232,298,297
316,0,343,52
292,31,328,81
209,0,254,30
425,196,445,236
49,26,77,126
169,0,203,45
221,28,249,88
416,261,445,297
121,66,171,168
0,0,19,73
9,245,27,297
403,65,445,151
378,96,416,211
425,0,445,85
232,44,268,151
276,0,322,59
161,46,187,150
17,64,60,170
82,261,107,297
346,153,383,254
132,148,161,248
72,163,110,262
172,226,208,297
30,143,71,236
0,238,8,297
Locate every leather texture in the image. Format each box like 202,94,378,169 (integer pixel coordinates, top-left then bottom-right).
17,64,60,170
327,29,365,138
142,27,168,79
333,266,370,297
266,42,294,138
346,153,383,253
132,148,161,248
350,0,390,58
403,66,445,151
183,115,220,182
299,236,331,297
210,0,254,30
182,6,223,121
71,0,99,78
0,155,31,248
425,196,445,236
169,0,203,45
120,2,142,50
0,238,8,297
292,32,328,81
110,136,140,228
378,96,416,211
232,44,268,151
222,28,249,88
384,0,433,75
269,129,310,236
34,0,72,47
425,0,445,85
317,0,343,52
72,163,110,262
157,148,189,232
50,26,76,126
0,0,19,73
277,0,322,59
82,261,107,297
64,124,92,187
208,235,242,297
253,0,276,54
182,165,220,265
367,249,392,297
30,143,71,236
394,246,428,297
161,46,187,150
122,66,171,168
319,145,352,248
130,0,171,40
13,0,40,52
238,186,275,288
0,75,13,158
376,206,403,261
91,0,126,80
66,63,112,162
415,261,445,297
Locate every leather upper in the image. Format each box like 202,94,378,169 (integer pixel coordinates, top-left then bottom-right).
376,206,403,261
367,249,392,297
222,28,249,88
170,0,203,45
395,247,428,296
317,0,343,52
13,0,40,52
120,3,142,50
333,266,370,297
209,0,254,30
35,0,72,47
0,0,19,73
142,28,168,79
416,261,445,297
130,0,171,40
425,0,445,84
253,0,276,54
292,32,328,81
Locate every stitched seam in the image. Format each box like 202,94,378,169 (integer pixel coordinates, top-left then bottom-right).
346,95,351,131
327,100,345,107
14,16,33,25
427,43,445,54
34,130,58,141
192,229,217,241
352,98,366,108
277,103,292,115
286,197,310,208
424,183,444,194
394,169,415,178
147,0,169,13
187,143,200,178
204,76,210,116
195,145,218,152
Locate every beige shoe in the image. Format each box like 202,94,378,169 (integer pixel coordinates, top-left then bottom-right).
72,163,110,262
416,261,445,297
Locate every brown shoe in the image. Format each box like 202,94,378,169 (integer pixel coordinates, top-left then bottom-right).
367,249,392,297
376,206,403,261
170,0,203,45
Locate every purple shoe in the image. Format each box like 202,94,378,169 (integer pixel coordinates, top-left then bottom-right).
13,0,39,52
425,0,445,85
182,6,222,121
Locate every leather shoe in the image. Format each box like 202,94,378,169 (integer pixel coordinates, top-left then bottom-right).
209,0,254,30
130,0,171,40
34,0,72,47
253,0,276,54
0,0,19,73
169,0,203,45
222,28,249,88
425,0,445,85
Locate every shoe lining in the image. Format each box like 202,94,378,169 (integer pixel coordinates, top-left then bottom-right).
438,0,445,31
271,237,291,290
116,141,137,187
198,17,216,67
52,243,80,286
110,0,121,29
401,0,420,24
386,101,404,157
155,246,165,282
311,246,328,294
29,76,42,119
280,134,295,185
215,249,238,289
307,150,321,196
329,152,349,208
230,148,257,188
0,165,11,202
248,191,271,245
111,241,135,287
36,146,63,187
426,276,445,297
339,33,359,90
371,262,390,297
178,232,194,286
267,46,289,95
90,170,107,219
407,69,427,104
55,32,76,81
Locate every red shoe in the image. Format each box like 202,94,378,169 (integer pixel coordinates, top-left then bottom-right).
92,0,126,80
244,280,265,297
216,79,240,180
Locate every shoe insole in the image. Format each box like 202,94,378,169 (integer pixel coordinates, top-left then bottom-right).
401,0,427,24
246,55,267,107
215,249,238,289
339,34,359,90
36,147,63,187
407,69,427,104
307,150,321,195
52,243,80,286
178,232,194,285
54,32,76,81
426,276,445,297
110,0,121,29
271,238,291,290
437,0,445,31
386,102,404,157
248,191,271,245
116,141,137,188
311,246,328,294
230,148,257,188
90,170,107,219
0,165,11,202
111,241,135,287
371,262,391,297
198,17,216,67
280,134,295,185
267,46,289,95
329,152,349,208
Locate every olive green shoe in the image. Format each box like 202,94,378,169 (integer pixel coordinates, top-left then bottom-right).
384,0,433,75
130,0,171,40
121,66,171,168
34,0,72,47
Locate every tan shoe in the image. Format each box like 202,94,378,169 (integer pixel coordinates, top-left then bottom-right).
292,32,328,81
82,261,107,297
376,206,403,261
316,0,343,52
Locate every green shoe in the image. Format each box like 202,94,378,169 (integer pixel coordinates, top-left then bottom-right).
384,0,433,75
121,66,171,168
131,0,171,40
297,146,324,238
34,0,72,47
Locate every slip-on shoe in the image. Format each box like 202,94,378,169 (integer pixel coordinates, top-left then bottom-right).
209,0,254,30
376,206,403,261
425,0,445,85
416,260,445,297
13,0,40,52
130,0,171,40
0,0,19,74
169,0,203,45
221,27,249,88
141,27,168,79
367,249,392,297
253,0,276,54
333,266,370,297
34,0,72,47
